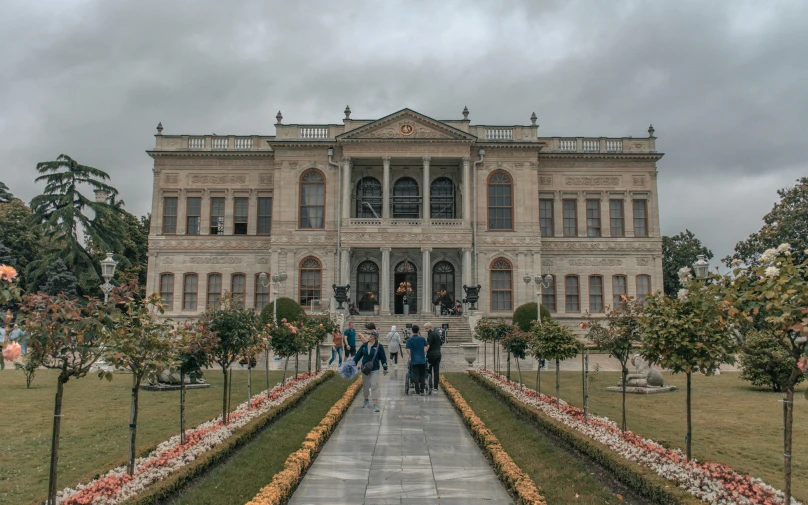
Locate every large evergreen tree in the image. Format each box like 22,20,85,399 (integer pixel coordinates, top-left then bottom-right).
0,181,14,203
662,230,713,297
39,260,79,299
0,199,45,291
28,155,126,295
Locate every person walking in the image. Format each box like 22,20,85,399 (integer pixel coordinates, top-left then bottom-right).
424,323,442,393
328,328,344,368
10,325,26,355
344,321,357,359
405,324,428,396
387,325,401,369
352,323,388,412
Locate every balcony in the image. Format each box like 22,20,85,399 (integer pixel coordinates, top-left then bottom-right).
342,218,471,247
347,218,465,228
546,137,656,153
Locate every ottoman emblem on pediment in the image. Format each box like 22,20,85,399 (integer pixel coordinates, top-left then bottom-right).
399,123,415,136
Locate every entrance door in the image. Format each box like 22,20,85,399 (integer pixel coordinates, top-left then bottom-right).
394,260,417,314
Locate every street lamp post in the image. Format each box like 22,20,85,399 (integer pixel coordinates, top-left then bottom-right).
693,254,709,280
99,253,118,304
523,273,554,327
258,271,287,388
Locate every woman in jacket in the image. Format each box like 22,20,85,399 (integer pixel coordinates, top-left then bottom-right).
353,323,388,412
387,325,402,369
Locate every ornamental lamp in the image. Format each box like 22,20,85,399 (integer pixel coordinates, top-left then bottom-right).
523,274,531,285
258,272,269,287
100,253,118,282
540,274,553,288
693,254,709,279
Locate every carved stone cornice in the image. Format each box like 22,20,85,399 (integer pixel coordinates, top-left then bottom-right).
148,151,274,159
341,231,472,245
541,240,662,252
539,152,664,161
269,235,338,246
150,238,272,251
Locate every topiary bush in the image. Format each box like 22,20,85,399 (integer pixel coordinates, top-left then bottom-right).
260,297,307,326
740,329,805,392
512,302,552,332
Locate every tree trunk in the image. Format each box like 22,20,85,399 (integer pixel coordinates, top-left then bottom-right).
621,365,628,432
180,370,186,445
282,356,290,385
515,357,522,388
315,346,320,372
265,345,270,394
506,351,511,381
535,360,540,395
227,368,233,423
583,350,589,422
47,377,67,505
247,364,252,409
308,349,312,374
484,341,487,369
127,374,142,475
686,371,692,460
555,358,560,400
221,368,228,425
295,354,299,377
783,379,796,503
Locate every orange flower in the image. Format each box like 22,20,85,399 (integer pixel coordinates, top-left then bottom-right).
0,264,17,282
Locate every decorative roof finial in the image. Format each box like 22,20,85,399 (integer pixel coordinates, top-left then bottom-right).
156,122,163,135
462,106,469,120
344,105,351,119
530,112,537,125
276,111,283,124
648,124,655,138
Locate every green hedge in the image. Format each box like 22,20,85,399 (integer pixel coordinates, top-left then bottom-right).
260,297,306,326
468,371,704,505
512,302,552,332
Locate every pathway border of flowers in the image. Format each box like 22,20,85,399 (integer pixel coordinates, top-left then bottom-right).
245,377,362,505
471,369,801,505
439,374,547,505
56,371,332,505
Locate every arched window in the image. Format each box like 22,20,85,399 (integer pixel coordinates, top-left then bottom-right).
490,258,513,311
430,177,455,218
231,273,246,308
255,274,269,311
299,169,325,229
432,261,455,307
183,274,198,310
392,177,420,218
488,171,513,230
159,273,174,311
613,275,627,308
207,274,222,309
356,177,382,218
636,275,651,302
357,260,379,311
299,257,322,307
565,275,580,312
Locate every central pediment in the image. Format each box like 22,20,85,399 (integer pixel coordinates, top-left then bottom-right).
337,109,477,142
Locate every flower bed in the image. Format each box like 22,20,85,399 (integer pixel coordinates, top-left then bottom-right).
56,372,326,505
246,378,362,505
440,375,547,505
473,369,801,505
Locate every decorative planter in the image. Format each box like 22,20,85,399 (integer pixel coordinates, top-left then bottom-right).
319,343,334,366
460,344,479,367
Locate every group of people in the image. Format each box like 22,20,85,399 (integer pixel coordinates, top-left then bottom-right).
326,319,443,411
0,324,26,370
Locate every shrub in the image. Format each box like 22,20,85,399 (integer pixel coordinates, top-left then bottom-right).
260,297,306,326
512,302,551,332
740,329,805,392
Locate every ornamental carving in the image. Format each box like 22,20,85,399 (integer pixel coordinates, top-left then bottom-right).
164,173,179,184
633,176,645,186
567,258,623,266
257,257,269,264
539,176,552,185
342,232,471,245
188,256,243,265
274,149,306,157
270,235,338,245
190,174,247,184
161,257,174,264
636,257,650,266
540,160,656,169
364,121,454,140
165,138,181,148
564,176,620,187
152,240,272,250
542,241,661,251
480,236,543,246
542,258,554,266
259,174,274,185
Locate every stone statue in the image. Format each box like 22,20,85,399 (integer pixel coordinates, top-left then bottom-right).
618,355,664,388
155,369,207,385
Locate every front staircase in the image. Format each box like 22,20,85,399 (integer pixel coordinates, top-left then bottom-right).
347,314,475,344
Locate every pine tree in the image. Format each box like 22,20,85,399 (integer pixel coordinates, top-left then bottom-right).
0,181,14,203
39,260,79,299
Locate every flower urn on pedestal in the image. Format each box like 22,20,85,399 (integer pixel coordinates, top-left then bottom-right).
319,342,334,367
460,344,479,367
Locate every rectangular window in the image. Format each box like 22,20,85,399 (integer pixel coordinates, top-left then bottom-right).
207,274,222,309
589,276,603,312
565,276,580,312
610,200,624,237
491,270,513,311
160,274,174,311
541,276,556,312
257,197,272,235
613,275,627,308
186,197,201,235
255,274,269,310
633,200,648,237
563,199,577,237
183,274,198,310
162,197,177,234
231,274,246,308
539,199,554,237
586,200,601,237
234,197,248,235
210,197,225,235
637,275,651,302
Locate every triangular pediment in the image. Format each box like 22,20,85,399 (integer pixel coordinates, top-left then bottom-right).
337,109,476,141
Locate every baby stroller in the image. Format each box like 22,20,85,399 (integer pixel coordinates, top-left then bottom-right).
404,360,432,396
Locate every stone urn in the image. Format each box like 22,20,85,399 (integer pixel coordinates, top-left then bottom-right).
460,344,479,367
319,342,334,367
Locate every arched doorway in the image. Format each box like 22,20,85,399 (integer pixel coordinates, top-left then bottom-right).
394,259,417,314
392,177,420,218
356,177,382,218
432,260,455,310
356,260,379,312
430,177,455,218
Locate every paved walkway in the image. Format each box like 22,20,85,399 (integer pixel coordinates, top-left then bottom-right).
288,367,513,505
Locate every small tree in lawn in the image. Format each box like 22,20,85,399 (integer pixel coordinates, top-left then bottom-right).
715,243,808,503
174,321,218,444
739,329,805,392
201,294,261,425
106,283,175,475
268,318,303,384
304,315,335,372
531,317,579,400
474,319,495,369
21,292,114,505
639,266,735,461
583,295,645,432
502,327,530,387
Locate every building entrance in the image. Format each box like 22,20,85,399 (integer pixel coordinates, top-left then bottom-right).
394,259,417,314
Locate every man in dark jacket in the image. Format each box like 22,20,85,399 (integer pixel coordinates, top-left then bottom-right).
424,322,442,392
352,323,388,412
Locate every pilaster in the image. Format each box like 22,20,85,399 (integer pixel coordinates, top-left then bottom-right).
421,247,432,313
382,157,391,219
380,247,391,314
422,157,431,221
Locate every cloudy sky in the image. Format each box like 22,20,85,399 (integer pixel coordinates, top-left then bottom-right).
2,0,806,262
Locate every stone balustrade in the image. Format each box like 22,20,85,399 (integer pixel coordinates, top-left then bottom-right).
545,137,656,153
347,218,465,228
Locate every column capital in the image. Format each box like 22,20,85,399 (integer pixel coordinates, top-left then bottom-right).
461,157,471,163
342,157,352,164
462,247,473,254
340,246,351,253
420,246,433,252
422,156,431,164
380,247,392,253
382,156,391,163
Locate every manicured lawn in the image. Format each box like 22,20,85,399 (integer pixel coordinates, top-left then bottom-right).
168,374,352,505
444,373,626,504
499,368,808,502
0,368,285,505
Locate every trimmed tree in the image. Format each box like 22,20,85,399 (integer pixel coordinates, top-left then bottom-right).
260,296,306,326
502,327,530,387
531,317,580,399
512,302,552,332
268,318,306,384
175,321,218,444
739,329,805,392
474,318,495,369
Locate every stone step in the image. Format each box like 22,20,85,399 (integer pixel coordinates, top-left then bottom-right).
347,314,474,343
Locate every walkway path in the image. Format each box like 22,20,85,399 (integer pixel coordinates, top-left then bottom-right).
288,367,513,505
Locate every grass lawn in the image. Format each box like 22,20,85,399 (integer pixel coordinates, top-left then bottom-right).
0,367,287,505
501,367,808,502
168,374,352,505
444,373,627,504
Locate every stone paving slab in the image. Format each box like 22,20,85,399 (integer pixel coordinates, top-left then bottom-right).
288,368,514,505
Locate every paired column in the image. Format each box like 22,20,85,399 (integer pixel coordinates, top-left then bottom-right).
341,157,352,220
380,247,391,314
382,157,391,219
462,248,472,290
421,247,432,313
422,157,431,221
340,247,351,287
462,157,471,222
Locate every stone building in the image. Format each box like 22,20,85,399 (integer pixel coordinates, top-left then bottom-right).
145,107,663,331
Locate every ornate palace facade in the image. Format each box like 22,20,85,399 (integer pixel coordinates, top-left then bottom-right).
145,107,663,329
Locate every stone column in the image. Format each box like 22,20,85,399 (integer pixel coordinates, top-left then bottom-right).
601,191,610,237
340,247,351,287
462,248,472,289
553,194,563,238
341,157,352,220
462,157,471,222
382,157,391,219
149,168,161,235
248,189,257,235
177,188,187,235
380,247,391,314
577,193,586,237
421,247,432,313
200,189,210,236
224,190,234,235
422,157,431,221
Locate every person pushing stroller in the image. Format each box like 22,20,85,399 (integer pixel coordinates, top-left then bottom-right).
405,324,429,395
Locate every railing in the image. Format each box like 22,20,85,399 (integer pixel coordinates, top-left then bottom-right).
559,139,576,151
188,137,205,149
349,218,382,226
347,218,467,228
485,128,514,140
390,219,422,227
582,139,599,151
299,127,330,139
553,138,635,153
605,139,622,152
234,137,252,149
211,137,229,149
430,219,464,227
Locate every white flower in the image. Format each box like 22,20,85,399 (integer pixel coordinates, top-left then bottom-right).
731,258,742,267
777,243,791,253
759,248,778,265
677,266,692,284
764,266,780,278
677,288,689,301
